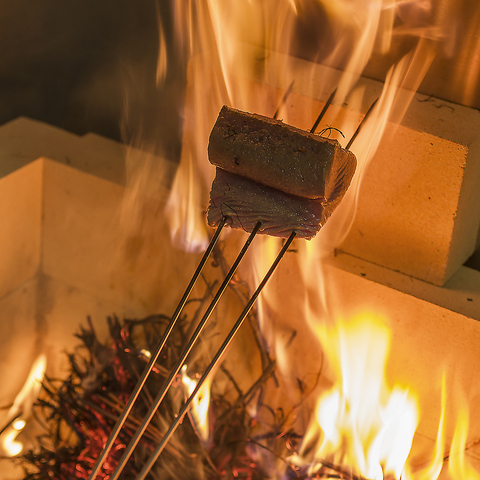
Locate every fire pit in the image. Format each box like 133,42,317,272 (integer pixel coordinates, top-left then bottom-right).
1,1,480,479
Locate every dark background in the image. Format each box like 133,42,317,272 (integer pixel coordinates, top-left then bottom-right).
1,0,479,148
0,0,185,160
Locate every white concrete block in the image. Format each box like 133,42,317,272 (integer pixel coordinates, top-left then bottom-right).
233,47,480,285
79,132,126,184
39,157,200,313
0,279,40,413
0,156,202,314
0,117,80,178
0,117,125,184
243,242,480,463
0,161,42,299
339,126,480,285
278,87,480,286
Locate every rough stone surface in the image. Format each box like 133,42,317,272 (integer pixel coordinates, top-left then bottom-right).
0,117,126,184
239,49,480,285
339,125,480,286
0,161,42,299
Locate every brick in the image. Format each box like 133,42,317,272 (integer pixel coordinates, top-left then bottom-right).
0,161,42,299
338,126,480,285
246,241,480,463
40,157,199,311
235,46,480,285
0,117,125,184
0,279,39,414
280,90,480,286
0,157,197,313
0,117,80,179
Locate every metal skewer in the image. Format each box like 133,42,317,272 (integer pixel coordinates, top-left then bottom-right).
133,95,378,479
88,217,227,480
88,84,300,479
273,80,295,119
310,88,337,134
136,230,297,480
346,98,378,150
108,222,262,480
90,91,378,479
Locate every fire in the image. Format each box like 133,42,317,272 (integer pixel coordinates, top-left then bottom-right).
290,313,419,480
117,0,480,478
286,315,480,480
122,0,447,258
181,364,211,444
0,354,47,457
448,404,480,480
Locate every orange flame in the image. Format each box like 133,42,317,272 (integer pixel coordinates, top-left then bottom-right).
0,354,46,457
122,0,448,258
290,313,419,480
447,403,480,480
181,364,211,444
120,1,473,478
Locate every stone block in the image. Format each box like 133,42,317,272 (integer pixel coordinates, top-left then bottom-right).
235,47,480,285
279,87,480,286
0,279,40,413
79,132,126,184
0,117,80,179
0,156,201,314
253,244,480,459
0,274,137,480
0,157,205,473
40,157,200,313
0,117,125,184
338,126,480,285
0,161,42,298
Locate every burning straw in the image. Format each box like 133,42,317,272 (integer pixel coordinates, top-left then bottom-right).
16,272,312,479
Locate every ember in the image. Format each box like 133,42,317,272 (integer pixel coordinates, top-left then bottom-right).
18,314,275,479
19,286,301,480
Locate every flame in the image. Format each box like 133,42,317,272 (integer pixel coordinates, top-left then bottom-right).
291,313,419,480
156,5,168,87
181,364,211,444
0,354,47,456
288,317,477,480
118,1,474,478
121,0,448,257
153,4,455,478
448,404,480,480
407,376,446,480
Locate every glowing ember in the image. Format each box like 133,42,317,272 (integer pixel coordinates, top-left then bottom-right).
0,354,46,457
